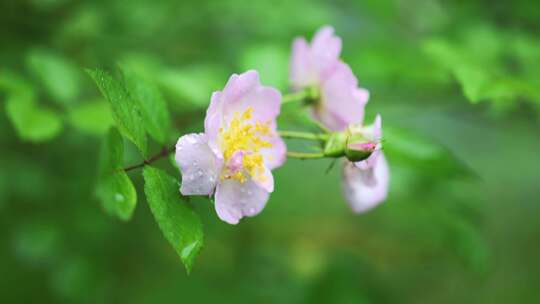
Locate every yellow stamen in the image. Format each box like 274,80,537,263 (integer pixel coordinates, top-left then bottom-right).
219,107,272,183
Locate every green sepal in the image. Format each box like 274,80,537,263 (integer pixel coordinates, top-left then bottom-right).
322,129,376,162
343,128,376,162
323,132,347,158
303,86,321,106
344,144,374,162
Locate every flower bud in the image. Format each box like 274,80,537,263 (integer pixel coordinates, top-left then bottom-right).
322,116,381,162
322,128,377,162
302,86,321,105
343,122,380,162
344,141,377,162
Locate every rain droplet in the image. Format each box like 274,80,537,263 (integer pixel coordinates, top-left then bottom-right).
198,170,204,177
114,193,124,202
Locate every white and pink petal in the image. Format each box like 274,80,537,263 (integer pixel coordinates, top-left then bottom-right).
261,132,287,170
319,62,367,131
311,26,342,69
175,133,222,196
206,70,282,135
221,70,260,106
214,179,270,224
289,26,343,90
253,165,274,193
342,153,390,213
290,37,317,89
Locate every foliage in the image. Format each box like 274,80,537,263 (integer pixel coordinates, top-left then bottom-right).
95,128,137,221
1,0,540,303
143,166,203,273
423,25,540,110
87,69,148,155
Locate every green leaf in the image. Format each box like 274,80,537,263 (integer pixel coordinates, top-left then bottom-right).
142,166,203,273
5,92,63,142
95,128,137,221
422,39,462,70
461,25,503,64
97,172,137,221
453,64,490,104
241,45,288,89
99,128,124,172
26,49,81,106
87,68,147,155
122,66,171,144
423,33,540,107
0,70,34,94
423,38,492,103
67,100,114,136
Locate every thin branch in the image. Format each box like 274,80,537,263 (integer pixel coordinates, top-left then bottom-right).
123,145,175,172
286,151,326,160
278,130,329,141
282,90,309,104
311,119,332,133
123,93,328,171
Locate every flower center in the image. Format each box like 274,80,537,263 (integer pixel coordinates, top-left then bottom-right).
219,107,272,183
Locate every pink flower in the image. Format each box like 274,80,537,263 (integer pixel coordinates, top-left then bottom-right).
342,115,389,213
290,26,369,131
175,70,286,224
290,26,389,213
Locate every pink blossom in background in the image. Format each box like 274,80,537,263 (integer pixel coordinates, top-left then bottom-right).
342,115,389,213
290,25,369,131
290,26,389,213
176,70,286,224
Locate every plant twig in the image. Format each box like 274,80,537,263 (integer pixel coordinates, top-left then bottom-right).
286,151,326,159
282,90,309,104
278,130,329,141
123,145,175,172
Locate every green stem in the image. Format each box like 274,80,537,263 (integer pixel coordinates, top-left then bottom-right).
282,90,309,104
310,119,332,133
123,145,175,172
286,151,326,159
278,130,329,141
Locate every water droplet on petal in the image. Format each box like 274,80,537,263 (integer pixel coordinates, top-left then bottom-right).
198,170,204,177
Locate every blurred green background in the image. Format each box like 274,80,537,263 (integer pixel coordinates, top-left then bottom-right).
1,0,540,303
